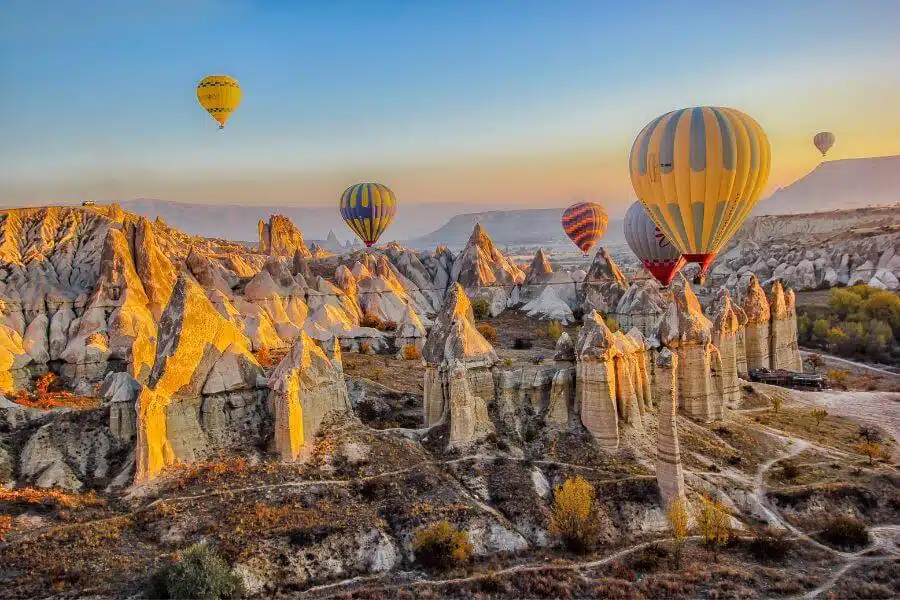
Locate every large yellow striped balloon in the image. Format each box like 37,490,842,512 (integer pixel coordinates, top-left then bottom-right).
196,75,242,129
339,183,398,247
628,106,770,275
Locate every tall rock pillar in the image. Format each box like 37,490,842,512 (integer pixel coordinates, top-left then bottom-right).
742,275,771,370
655,349,685,505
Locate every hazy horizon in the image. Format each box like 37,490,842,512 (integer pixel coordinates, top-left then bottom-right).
3,1,900,210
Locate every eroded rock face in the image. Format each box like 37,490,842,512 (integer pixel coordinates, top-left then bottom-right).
769,281,803,372
657,278,724,422
612,281,667,340
742,275,771,371
258,214,311,258
709,289,742,406
575,311,621,449
135,273,266,481
450,224,525,317
268,331,352,460
582,248,629,314
421,284,497,445
654,349,685,505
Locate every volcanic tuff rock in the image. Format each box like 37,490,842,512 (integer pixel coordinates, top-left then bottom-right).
654,348,685,505
450,223,525,317
258,214,312,258
709,289,742,406
582,248,629,314
742,275,771,371
768,281,803,372
612,280,668,340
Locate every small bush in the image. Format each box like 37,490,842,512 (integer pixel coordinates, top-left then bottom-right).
534,327,547,338
811,408,828,430
411,521,473,569
549,476,599,554
401,345,421,360
747,527,792,563
34,371,59,394
502,358,513,367
604,315,620,333
148,543,243,600
358,342,372,354
512,337,533,350
819,516,870,550
858,426,883,444
697,494,731,561
856,442,883,465
779,461,800,480
360,314,383,329
547,320,564,341
379,320,398,332
634,543,668,571
254,346,274,367
472,299,491,320
0,514,12,541
476,323,498,344
826,369,849,389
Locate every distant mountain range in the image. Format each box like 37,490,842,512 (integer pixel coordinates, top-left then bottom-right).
115,155,898,250
755,155,900,215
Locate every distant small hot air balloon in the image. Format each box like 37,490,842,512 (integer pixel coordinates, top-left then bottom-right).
629,106,770,282
197,75,242,129
813,132,835,157
561,202,608,255
624,201,685,286
339,183,398,248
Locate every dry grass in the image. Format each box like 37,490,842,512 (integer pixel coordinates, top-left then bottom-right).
476,323,498,344
343,353,425,395
9,372,100,410
401,345,422,360
0,487,104,510
752,407,894,456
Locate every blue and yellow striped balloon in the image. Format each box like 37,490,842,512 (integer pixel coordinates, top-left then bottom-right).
628,106,770,275
339,183,398,248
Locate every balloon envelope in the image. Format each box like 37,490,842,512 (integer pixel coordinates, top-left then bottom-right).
813,132,835,156
628,106,770,275
197,75,242,128
624,201,685,286
339,183,398,247
561,202,608,254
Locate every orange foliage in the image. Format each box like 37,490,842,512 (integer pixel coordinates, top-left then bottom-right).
10,390,100,411
401,345,422,360
476,323,498,344
254,346,275,367
0,487,104,510
0,514,12,541
35,372,59,394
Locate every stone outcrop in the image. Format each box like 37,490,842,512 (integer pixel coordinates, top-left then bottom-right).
654,349,685,505
657,278,725,422
449,224,525,317
611,280,667,340
258,214,312,258
742,275,771,371
268,331,352,460
135,273,267,481
421,284,497,445
769,281,803,372
709,289,741,406
582,248,629,314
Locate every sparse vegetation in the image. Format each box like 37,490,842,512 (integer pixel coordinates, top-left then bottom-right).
476,323,498,344
855,442,883,465
779,460,800,480
401,344,422,360
771,395,783,414
512,337,533,350
9,372,100,410
818,516,870,550
797,285,900,363
604,314,619,332
0,487,104,510
0,514,12,541
146,543,243,600
472,299,491,320
360,314,383,329
827,368,849,389
667,497,689,568
546,320,564,341
549,476,599,554
811,408,828,430
410,521,473,569
747,527,792,563
379,320,398,332
696,495,731,561
358,341,372,354
254,346,275,367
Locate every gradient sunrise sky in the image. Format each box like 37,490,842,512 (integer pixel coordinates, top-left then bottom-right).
2,0,899,215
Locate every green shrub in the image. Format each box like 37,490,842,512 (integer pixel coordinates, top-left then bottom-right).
472,299,491,320
811,318,831,342
147,543,243,600
411,521,473,569
604,315,619,333
819,516,870,550
829,288,864,319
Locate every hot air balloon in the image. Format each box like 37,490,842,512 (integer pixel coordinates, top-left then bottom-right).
813,132,835,157
624,201,685,286
629,106,770,282
197,75,242,129
561,202,608,255
339,183,397,248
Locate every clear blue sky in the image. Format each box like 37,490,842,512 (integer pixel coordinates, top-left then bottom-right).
2,0,899,207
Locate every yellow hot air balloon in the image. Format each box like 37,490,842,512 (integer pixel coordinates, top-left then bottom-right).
628,106,770,280
196,75,242,129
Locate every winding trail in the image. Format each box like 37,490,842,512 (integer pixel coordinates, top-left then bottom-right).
800,349,900,377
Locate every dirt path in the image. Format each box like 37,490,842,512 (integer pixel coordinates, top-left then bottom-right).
800,349,900,377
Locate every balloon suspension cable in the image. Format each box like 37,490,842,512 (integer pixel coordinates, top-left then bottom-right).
218,124,225,130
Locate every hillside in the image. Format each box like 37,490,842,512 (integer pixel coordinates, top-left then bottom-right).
756,155,900,214
410,208,625,250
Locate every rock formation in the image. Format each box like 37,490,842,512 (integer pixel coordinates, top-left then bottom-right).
268,331,352,460
657,278,725,422
768,281,803,372
742,275,771,371
421,284,497,445
611,280,667,340
449,223,525,317
709,289,741,406
582,248,629,314
784,289,803,372
654,349,685,505
258,214,312,258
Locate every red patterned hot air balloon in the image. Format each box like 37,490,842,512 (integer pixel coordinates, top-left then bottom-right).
561,202,608,255
624,201,685,286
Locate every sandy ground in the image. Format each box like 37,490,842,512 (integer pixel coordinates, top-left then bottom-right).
776,386,900,463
